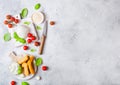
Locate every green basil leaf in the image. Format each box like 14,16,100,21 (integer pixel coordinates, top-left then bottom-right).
13,32,26,44
4,33,11,41
36,25,42,30
30,49,36,52
35,3,41,10
17,66,22,74
22,82,29,85
24,21,31,25
20,8,28,19
18,65,22,70
17,69,22,74
35,57,43,66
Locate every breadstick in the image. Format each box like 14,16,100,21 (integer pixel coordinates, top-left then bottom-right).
18,55,29,64
29,55,35,62
22,63,29,76
27,60,35,74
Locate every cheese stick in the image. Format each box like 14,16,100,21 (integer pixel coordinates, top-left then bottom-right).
18,55,29,64
27,60,35,74
22,63,29,76
27,56,35,74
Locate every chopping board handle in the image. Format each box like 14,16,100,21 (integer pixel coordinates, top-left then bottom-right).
39,35,46,54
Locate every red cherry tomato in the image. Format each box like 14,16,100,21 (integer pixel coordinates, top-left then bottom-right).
31,36,36,40
27,33,33,37
4,20,9,25
6,15,11,19
23,46,29,50
8,24,13,28
42,66,48,71
11,80,16,85
14,19,19,24
50,21,55,25
27,39,32,43
34,42,40,46
10,17,15,21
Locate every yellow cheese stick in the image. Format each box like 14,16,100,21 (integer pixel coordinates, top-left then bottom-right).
29,55,35,62
27,60,35,74
18,55,29,64
22,63,29,76
27,56,35,74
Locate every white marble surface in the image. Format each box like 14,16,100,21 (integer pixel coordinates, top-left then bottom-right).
0,0,120,85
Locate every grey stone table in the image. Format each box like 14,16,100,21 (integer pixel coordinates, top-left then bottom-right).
0,0,120,85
